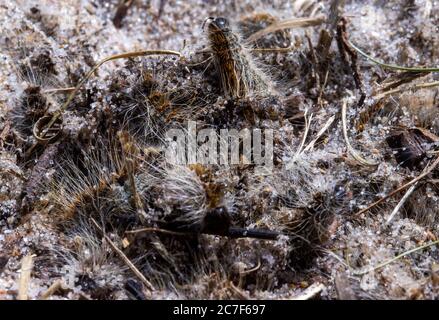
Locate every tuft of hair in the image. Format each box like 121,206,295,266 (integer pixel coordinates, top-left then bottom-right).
49,138,132,221
53,218,128,299
151,164,208,228
111,62,208,142
9,86,50,139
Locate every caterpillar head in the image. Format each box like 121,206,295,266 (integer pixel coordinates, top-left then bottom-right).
208,17,231,32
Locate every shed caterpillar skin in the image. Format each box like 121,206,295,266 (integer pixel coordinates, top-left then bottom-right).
50,137,133,220
206,17,276,99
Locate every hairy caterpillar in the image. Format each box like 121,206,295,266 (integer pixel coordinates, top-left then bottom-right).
206,17,276,99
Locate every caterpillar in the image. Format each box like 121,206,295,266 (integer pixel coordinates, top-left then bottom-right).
205,17,276,100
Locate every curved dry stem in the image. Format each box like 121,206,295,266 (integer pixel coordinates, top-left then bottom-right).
374,80,439,100
40,50,182,137
246,16,325,44
239,259,261,275
385,182,418,225
125,227,188,237
348,41,439,73
352,239,439,276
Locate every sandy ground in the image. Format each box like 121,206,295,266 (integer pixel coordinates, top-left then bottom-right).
0,0,438,300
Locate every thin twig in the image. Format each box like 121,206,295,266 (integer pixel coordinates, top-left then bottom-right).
337,18,365,106
291,283,325,300
90,218,155,291
374,80,439,100
126,227,188,237
43,87,76,94
354,155,439,216
324,249,350,268
239,259,261,275
303,115,335,152
246,16,325,44
305,31,320,91
288,110,313,166
17,254,35,300
352,239,439,276
348,40,439,72
185,55,213,67
385,182,418,224
342,99,378,166
379,72,426,92
40,279,67,299
251,46,294,53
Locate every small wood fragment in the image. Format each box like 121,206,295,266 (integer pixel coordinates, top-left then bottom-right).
122,237,130,248
292,283,325,300
40,279,68,299
18,255,35,300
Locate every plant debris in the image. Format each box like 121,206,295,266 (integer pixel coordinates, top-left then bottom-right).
1,0,439,300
